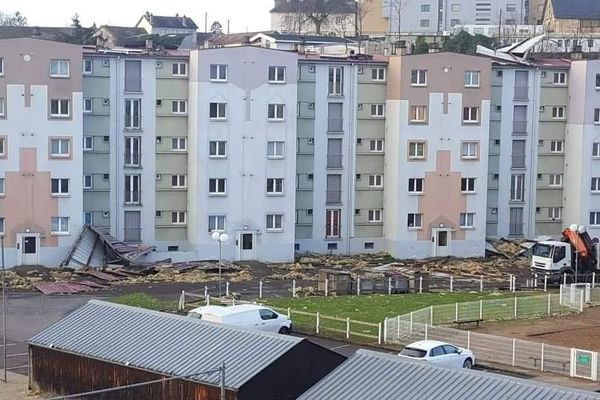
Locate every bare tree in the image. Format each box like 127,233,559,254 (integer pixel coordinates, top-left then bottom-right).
330,0,373,51
279,0,357,35
0,11,27,26
386,0,409,39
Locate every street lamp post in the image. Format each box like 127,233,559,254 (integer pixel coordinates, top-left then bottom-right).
211,232,229,299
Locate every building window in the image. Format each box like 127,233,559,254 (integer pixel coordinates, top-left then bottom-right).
268,66,286,83
124,174,141,204
510,174,525,202
0,98,5,116
368,174,383,188
370,104,385,117
411,69,427,86
124,137,141,167
372,67,385,81
369,139,384,152
596,73,600,89
266,178,284,195
461,142,479,159
460,212,475,228
0,137,5,157
550,140,564,153
267,141,285,158
464,71,480,87
171,211,186,225
409,105,427,123
171,175,187,188
552,106,566,119
266,214,283,231
595,108,600,124
124,60,141,92
368,209,383,223
451,3,461,11
172,62,187,76
208,215,226,232
548,207,562,220
461,178,476,193
210,64,228,81
50,59,69,77
83,212,93,225
83,98,93,113
407,213,422,228
50,138,70,157
82,136,93,151
591,177,600,192
325,209,341,238
553,72,566,85
420,19,430,27
268,103,285,120
50,100,70,117
51,178,69,196
364,242,375,250
408,141,426,159
209,141,227,157
450,19,461,26
83,59,93,74
590,212,600,226
171,137,187,151
125,99,141,129
171,100,187,114
0,57,3,76
549,174,563,187
209,178,226,195
593,142,600,157
209,102,227,119
421,4,430,12
0,178,4,196
463,107,479,123
51,217,69,234
328,66,344,96
408,178,423,194
83,174,93,189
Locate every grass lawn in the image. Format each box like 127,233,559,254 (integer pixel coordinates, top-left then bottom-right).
264,292,529,324
110,293,179,312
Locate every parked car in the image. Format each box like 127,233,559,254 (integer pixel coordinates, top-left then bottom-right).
398,340,475,369
187,304,292,334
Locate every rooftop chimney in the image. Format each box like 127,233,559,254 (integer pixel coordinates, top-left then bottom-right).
428,42,439,53
398,40,407,56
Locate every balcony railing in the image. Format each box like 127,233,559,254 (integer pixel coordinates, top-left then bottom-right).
124,78,142,93
514,86,528,100
513,121,527,135
326,190,342,204
124,190,141,205
326,154,343,168
327,118,344,133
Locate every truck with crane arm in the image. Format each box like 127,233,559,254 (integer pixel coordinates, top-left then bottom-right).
531,224,600,282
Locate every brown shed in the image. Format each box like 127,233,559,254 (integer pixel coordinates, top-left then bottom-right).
27,300,346,399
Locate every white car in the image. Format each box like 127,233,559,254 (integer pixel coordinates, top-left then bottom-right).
187,304,292,334
398,340,475,369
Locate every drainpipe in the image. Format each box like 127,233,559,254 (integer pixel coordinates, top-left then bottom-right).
528,68,540,239
346,63,357,255
115,56,121,238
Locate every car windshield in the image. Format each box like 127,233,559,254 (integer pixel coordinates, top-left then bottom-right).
532,243,553,258
400,347,427,358
187,312,202,319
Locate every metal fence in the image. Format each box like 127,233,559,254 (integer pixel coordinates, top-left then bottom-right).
385,287,600,381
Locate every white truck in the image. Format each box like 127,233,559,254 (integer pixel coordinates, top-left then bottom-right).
531,224,599,282
187,304,292,334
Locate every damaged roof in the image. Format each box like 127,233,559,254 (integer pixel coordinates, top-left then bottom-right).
141,13,198,29
0,26,83,43
62,225,153,268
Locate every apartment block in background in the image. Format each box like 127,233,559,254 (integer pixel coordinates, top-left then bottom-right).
487,64,540,239
188,47,298,262
385,52,491,258
564,59,600,239
0,38,84,266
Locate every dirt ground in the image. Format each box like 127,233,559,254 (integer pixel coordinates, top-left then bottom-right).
0,372,44,399
476,306,600,350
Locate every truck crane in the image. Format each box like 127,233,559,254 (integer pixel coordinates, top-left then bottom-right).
531,224,599,282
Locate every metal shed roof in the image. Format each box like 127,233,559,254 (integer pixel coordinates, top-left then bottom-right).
28,300,302,390
550,0,600,20
299,350,600,400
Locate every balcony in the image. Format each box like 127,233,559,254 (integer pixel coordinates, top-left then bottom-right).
511,155,526,169
513,121,527,135
326,154,343,169
327,118,344,133
514,86,528,100
326,190,342,204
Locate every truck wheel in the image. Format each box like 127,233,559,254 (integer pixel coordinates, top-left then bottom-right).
278,327,290,335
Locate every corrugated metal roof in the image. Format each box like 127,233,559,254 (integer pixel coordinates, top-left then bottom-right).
28,300,302,390
550,0,600,20
299,350,600,400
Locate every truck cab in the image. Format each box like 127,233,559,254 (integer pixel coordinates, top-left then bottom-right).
531,241,572,275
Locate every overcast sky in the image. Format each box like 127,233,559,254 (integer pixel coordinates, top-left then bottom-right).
5,0,273,33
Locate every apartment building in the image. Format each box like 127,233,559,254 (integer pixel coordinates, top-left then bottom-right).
385,52,491,258
488,64,540,239
0,38,84,266
383,0,528,34
295,55,388,255
564,59,600,239
188,47,298,262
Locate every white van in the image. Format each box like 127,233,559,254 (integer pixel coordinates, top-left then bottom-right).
187,304,292,334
